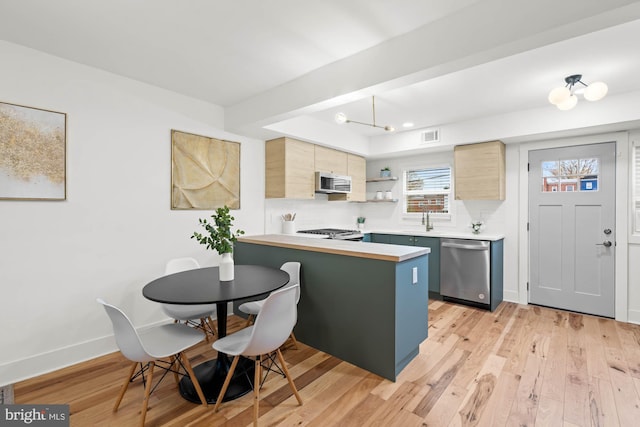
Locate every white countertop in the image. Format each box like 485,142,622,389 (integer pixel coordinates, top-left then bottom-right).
368,229,505,241
237,234,429,262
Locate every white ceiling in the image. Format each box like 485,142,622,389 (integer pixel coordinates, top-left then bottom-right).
2,0,640,143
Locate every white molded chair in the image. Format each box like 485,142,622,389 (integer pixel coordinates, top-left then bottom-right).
161,257,217,340
213,284,303,426
97,298,207,426
238,261,300,348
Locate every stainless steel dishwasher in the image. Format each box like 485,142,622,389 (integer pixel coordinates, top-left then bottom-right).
440,238,490,306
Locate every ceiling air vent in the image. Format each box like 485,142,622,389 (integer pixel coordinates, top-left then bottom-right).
421,129,440,143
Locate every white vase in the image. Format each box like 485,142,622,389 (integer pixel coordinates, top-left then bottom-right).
219,252,234,281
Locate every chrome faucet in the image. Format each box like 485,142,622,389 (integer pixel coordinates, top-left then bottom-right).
422,207,434,231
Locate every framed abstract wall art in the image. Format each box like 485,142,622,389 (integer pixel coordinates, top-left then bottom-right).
171,129,240,210
0,102,66,200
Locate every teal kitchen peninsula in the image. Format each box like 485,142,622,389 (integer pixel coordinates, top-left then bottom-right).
234,234,430,381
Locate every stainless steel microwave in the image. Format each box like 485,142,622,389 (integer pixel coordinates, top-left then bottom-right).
315,171,352,194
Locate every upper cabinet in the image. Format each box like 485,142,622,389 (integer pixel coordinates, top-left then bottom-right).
328,154,366,202
314,145,348,175
265,137,315,199
454,140,505,200
265,137,366,201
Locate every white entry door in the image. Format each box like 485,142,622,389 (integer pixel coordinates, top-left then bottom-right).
529,142,615,317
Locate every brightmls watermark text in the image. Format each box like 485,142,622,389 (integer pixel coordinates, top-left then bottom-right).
1,405,69,426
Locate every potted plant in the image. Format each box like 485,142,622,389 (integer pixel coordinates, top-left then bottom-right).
380,167,391,178
471,220,483,234
357,217,366,230
192,205,245,281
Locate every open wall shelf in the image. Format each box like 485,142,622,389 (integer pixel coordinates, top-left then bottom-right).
358,199,399,203
366,177,399,182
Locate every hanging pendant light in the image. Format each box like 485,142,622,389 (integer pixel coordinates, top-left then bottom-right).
548,74,608,110
334,96,395,131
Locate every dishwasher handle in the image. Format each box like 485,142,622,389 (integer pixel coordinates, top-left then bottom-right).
441,241,490,250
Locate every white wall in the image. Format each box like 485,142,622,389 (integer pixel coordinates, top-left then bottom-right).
0,41,266,386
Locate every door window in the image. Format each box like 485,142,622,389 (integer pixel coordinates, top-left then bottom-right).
540,158,599,192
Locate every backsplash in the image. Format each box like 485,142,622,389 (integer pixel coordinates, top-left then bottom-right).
264,195,362,234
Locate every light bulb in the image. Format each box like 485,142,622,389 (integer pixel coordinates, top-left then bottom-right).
584,81,608,101
334,112,347,124
557,94,578,110
548,87,570,105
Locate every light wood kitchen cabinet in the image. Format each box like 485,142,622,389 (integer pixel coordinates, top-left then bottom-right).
329,153,366,202
454,140,505,200
314,145,348,175
265,137,315,199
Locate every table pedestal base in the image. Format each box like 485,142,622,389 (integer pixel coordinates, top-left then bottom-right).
179,356,254,404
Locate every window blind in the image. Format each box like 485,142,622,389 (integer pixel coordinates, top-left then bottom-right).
405,167,451,192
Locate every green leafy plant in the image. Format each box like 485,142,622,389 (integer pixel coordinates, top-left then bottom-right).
357,217,366,224
191,206,245,254
381,166,390,171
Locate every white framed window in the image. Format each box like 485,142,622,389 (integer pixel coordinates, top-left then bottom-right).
403,166,451,216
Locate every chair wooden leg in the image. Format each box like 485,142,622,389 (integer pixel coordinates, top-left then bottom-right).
206,316,217,337
140,361,155,427
113,361,138,412
213,356,239,413
276,349,303,405
288,332,299,350
245,314,254,327
253,356,260,427
200,318,210,342
169,355,180,385
179,352,207,407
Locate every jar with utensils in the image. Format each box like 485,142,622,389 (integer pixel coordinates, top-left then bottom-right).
282,213,296,234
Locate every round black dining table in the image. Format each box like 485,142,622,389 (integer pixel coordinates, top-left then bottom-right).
143,264,290,404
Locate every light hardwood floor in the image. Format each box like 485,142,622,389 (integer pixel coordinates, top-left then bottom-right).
15,300,640,426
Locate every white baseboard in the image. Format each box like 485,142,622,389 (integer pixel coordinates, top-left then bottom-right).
627,309,640,325
502,289,520,304
0,318,168,388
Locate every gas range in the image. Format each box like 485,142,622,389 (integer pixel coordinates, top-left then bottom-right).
297,228,364,241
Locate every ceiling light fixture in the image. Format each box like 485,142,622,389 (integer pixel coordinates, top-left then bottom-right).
334,96,395,132
548,74,608,110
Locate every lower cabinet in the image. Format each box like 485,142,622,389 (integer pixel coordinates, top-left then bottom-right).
370,233,504,310
414,237,440,297
370,233,440,296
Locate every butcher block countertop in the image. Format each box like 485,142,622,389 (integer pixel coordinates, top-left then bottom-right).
237,234,429,262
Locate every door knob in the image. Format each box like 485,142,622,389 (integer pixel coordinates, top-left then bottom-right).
596,241,612,247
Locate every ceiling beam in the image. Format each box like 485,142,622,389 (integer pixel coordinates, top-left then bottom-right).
225,0,640,137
